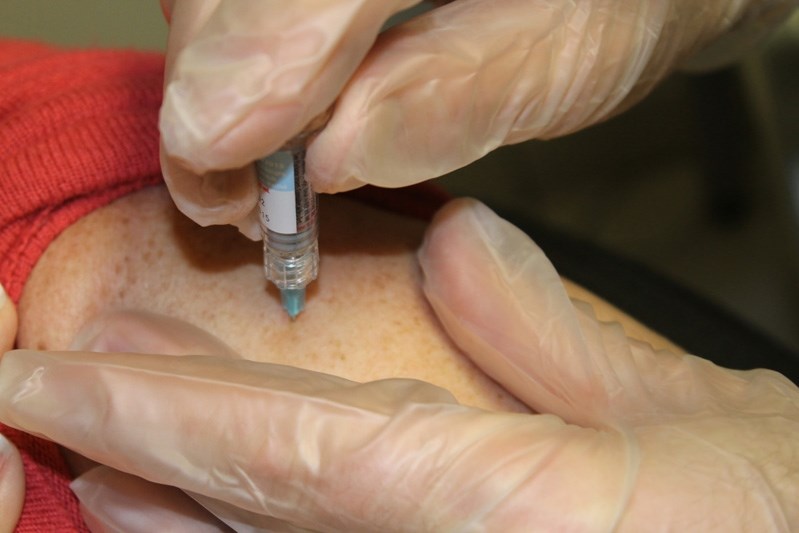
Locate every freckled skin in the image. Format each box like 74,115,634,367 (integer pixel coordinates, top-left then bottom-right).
18,186,679,415
19,187,529,412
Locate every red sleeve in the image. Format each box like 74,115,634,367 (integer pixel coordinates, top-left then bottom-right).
0,40,164,304
0,39,164,532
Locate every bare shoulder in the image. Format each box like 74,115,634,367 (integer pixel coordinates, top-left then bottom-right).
19,186,680,413
19,187,526,411
19,185,428,352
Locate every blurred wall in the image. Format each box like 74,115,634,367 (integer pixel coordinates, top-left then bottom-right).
0,1,167,49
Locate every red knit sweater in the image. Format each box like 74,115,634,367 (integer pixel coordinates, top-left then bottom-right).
0,40,448,531
0,40,164,532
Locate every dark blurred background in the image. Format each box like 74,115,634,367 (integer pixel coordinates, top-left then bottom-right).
2,3,797,353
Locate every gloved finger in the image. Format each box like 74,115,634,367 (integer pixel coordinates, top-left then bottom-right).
308,0,753,192
70,463,321,532
161,0,222,81
159,0,418,230
418,198,616,427
188,492,317,532
161,0,419,170
65,312,242,530
0,283,23,533
418,199,799,428
0,349,636,531
0,434,24,533
159,147,260,234
68,308,382,531
70,309,239,358
159,1,255,232
71,465,231,532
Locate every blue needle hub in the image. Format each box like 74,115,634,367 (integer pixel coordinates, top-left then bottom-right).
281,288,306,320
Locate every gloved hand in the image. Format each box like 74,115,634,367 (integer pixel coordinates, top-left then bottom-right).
2,199,799,531
159,0,797,238
0,283,24,532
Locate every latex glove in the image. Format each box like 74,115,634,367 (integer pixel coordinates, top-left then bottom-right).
66,311,242,532
158,0,419,238
159,0,797,238
2,200,799,530
0,283,24,533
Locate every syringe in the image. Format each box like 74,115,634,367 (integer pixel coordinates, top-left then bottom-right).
256,117,327,319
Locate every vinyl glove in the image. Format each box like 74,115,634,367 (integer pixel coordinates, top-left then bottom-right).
0,283,24,533
158,0,419,238
65,311,241,532
1,200,799,530
159,0,797,238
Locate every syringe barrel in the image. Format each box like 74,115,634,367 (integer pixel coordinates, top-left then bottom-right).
256,146,319,291
263,227,318,289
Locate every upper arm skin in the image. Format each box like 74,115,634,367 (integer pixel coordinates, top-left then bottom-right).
18,186,680,414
